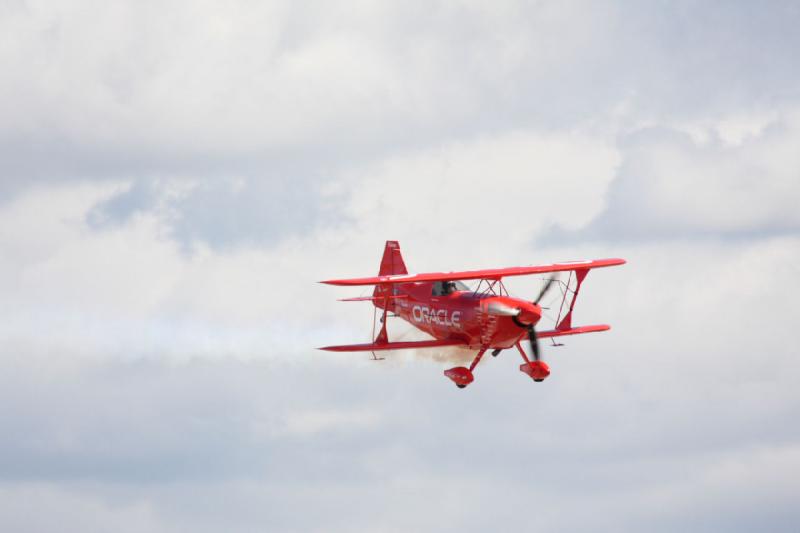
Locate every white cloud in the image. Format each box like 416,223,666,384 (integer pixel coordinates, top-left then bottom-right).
1,2,800,532
337,130,619,264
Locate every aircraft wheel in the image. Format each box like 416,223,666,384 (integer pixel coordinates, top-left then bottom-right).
534,379,544,383
456,384,466,389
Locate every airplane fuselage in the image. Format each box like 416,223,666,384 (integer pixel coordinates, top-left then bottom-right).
376,282,541,350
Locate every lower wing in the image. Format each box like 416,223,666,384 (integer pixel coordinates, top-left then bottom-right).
320,338,467,352
537,324,610,338
320,325,610,352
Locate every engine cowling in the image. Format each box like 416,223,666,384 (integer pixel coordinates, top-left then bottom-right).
520,360,550,382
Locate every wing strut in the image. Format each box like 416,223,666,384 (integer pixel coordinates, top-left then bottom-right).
556,268,589,331
375,290,389,344
370,285,390,360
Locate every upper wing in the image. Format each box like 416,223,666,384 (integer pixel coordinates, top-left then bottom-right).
321,258,626,286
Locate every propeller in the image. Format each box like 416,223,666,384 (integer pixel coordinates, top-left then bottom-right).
528,325,540,361
512,309,542,361
528,275,558,363
534,275,559,305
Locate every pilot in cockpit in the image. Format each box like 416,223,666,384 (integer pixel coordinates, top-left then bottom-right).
442,281,457,295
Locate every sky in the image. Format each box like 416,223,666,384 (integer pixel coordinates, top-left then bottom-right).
1,1,799,531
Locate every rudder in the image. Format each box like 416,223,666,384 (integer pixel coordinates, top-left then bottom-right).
378,241,408,276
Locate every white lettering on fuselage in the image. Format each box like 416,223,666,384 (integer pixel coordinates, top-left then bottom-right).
411,305,461,327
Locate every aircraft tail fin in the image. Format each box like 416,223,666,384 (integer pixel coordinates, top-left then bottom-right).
378,241,408,276
373,241,407,306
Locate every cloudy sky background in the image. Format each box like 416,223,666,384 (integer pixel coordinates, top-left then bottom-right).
1,1,799,531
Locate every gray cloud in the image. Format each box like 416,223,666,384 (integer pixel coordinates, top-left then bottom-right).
546,113,800,244
0,342,797,532
87,175,334,249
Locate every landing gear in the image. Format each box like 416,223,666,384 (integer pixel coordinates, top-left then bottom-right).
444,367,474,388
516,343,551,382
444,348,487,388
491,348,502,357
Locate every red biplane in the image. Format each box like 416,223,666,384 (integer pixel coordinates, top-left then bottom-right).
321,241,625,388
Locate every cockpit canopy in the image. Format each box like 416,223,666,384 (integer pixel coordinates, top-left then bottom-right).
431,280,470,296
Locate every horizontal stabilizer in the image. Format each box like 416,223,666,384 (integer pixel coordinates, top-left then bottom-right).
537,324,611,338
320,339,466,352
